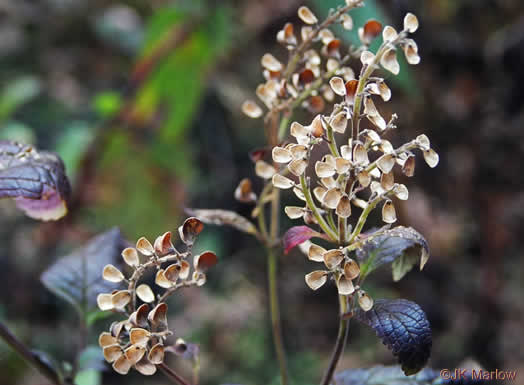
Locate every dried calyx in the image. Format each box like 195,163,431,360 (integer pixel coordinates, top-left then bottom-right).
97,217,218,375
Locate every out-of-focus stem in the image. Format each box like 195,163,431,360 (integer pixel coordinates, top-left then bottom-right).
0,321,65,385
160,363,192,385
320,294,351,385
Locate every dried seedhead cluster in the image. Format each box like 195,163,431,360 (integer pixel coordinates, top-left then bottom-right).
242,2,438,312
97,217,218,375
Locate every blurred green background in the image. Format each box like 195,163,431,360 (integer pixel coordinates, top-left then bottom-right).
1,0,524,384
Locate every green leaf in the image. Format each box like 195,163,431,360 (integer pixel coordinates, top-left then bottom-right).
354,299,432,376
74,369,101,385
0,76,41,122
357,226,429,281
40,228,126,316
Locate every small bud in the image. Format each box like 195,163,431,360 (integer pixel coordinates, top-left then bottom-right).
323,249,344,269
358,290,374,311
272,174,295,189
305,270,328,290
382,200,397,223
298,6,318,25
423,148,439,168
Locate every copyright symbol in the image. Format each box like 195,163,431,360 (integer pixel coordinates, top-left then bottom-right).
440,369,451,379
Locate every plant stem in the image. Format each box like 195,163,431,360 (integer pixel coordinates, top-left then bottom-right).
267,247,289,385
300,175,338,241
320,295,351,385
0,321,64,385
160,362,193,385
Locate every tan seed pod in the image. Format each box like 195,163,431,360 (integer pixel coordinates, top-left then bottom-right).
136,284,155,303
340,13,353,30
329,76,346,96
130,328,151,347
298,6,318,25
112,355,132,375
103,344,123,363
261,53,283,72
335,157,351,174
305,270,328,290
337,275,355,295
194,251,218,272
404,13,419,33
380,48,400,75
315,161,336,178
272,147,293,163
242,100,263,118
129,303,149,328
313,186,327,202
379,81,391,101
272,174,295,189
97,293,113,311
382,200,397,223
103,264,125,283
382,25,398,42
290,121,309,140
323,249,344,269
284,206,305,219
323,188,342,209
326,58,339,72
360,50,375,66
148,303,168,330
180,217,204,245
193,271,206,286
121,247,139,267
380,139,394,154
381,171,395,191
416,134,430,150
235,178,257,203
345,80,358,103
136,237,154,256
135,357,157,376
154,231,174,256
155,270,173,289
403,39,420,64
353,143,369,165
124,345,146,365
309,115,324,137
377,154,396,174
330,111,348,133
293,186,306,201
308,243,326,262
344,259,360,280
361,19,383,44
394,184,409,200
336,195,352,218
402,155,416,176
110,321,126,338
357,170,371,188
255,160,276,179
289,144,308,160
99,332,117,348
358,290,374,311
321,176,337,189
301,26,314,42
111,290,131,309
423,149,439,168
179,260,191,280
288,159,308,176
340,145,352,160
148,343,165,365
164,263,181,282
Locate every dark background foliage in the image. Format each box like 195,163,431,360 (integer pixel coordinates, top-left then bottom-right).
0,0,523,384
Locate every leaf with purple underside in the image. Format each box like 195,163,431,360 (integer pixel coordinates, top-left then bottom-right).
0,140,71,221
41,228,127,316
354,299,432,376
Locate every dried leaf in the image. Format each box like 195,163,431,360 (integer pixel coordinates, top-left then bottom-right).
354,299,432,375
41,228,126,314
0,140,71,221
186,208,257,235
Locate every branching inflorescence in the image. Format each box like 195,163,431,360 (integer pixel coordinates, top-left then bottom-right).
97,217,217,381
241,1,438,383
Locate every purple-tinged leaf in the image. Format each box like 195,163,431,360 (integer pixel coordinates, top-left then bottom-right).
41,228,127,314
354,299,432,376
283,226,326,254
356,226,429,281
0,140,71,221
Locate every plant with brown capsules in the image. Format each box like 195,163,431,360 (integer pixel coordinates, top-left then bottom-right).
97,217,218,384
199,1,434,385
